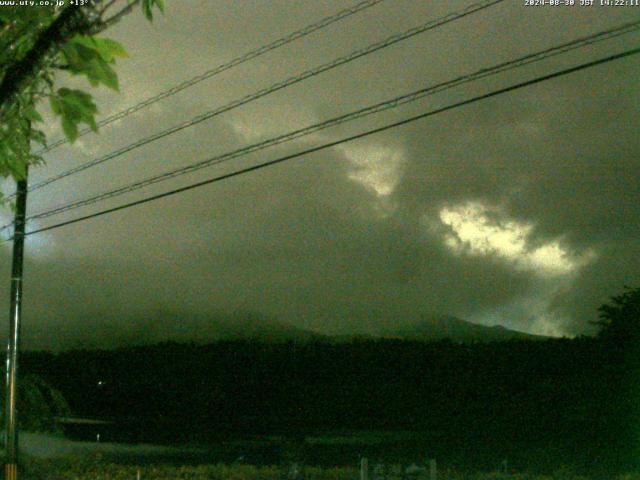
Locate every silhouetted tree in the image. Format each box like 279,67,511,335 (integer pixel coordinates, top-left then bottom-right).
594,286,640,345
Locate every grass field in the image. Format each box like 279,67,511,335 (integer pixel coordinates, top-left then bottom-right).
7,432,639,479
17,455,640,480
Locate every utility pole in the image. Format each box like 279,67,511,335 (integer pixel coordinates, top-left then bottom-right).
4,164,28,480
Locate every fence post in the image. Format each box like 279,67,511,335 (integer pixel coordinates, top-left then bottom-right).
429,459,436,480
360,457,369,480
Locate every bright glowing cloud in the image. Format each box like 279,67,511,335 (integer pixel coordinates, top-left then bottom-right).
438,201,594,276
472,292,571,337
529,313,567,337
340,143,405,197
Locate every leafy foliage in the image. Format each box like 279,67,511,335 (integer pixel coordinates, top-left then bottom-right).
594,286,640,344
0,97,40,181
0,8,58,184
61,34,128,90
50,87,98,142
142,0,166,21
0,1,165,201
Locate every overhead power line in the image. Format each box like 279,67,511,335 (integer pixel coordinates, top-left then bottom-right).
12,19,640,229
37,0,387,154
19,0,504,198
15,46,640,239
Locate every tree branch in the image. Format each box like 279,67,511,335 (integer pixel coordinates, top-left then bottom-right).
0,5,93,117
98,0,122,16
95,0,141,33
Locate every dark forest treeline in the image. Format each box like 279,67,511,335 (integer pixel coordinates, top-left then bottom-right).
19,334,640,472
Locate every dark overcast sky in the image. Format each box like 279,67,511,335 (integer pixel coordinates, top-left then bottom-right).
1,0,639,349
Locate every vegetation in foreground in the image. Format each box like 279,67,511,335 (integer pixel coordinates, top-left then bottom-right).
11,286,639,474
7,286,639,477
17,455,640,480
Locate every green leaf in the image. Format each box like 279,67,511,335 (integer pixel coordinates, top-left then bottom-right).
61,43,90,72
49,95,62,115
50,89,99,143
142,0,165,21
69,35,96,48
61,42,120,91
70,35,128,62
88,59,119,91
142,0,153,20
24,106,43,123
58,88,97,116
31,129,47,147
8,158,27,181
88,116,98,132
61,115,78,143
94,37,128,61
61,91,97,119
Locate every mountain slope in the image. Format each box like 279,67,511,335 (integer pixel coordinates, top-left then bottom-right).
377,315,547,343
53,311,324,350
26,311,546,351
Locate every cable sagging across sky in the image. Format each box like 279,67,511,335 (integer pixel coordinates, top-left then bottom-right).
36,0,388,154
18,0,505,198
12,19,640,230
14,46,640,240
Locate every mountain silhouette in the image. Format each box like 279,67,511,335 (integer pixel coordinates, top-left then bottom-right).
375,314,547,342
19,311,547,351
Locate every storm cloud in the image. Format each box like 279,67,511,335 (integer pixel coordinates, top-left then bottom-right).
1,0,638,348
